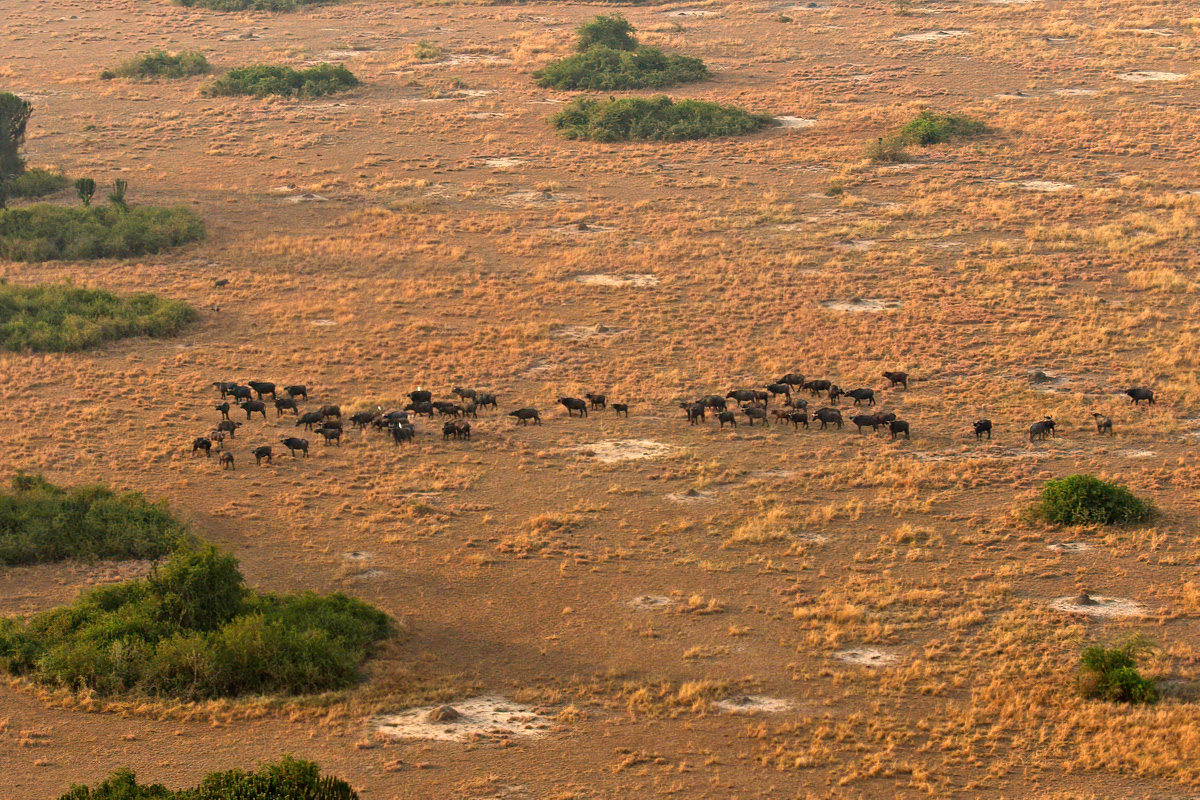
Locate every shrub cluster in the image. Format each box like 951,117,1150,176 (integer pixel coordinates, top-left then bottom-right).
58,756,357,799
1078,639,1158,704
0,281,197,352
204,63,359,98
101,50,211,81
867,109,989,162
3,168,70,200
0,474,186,565
0,203,205,262
552,95,771,142
0,545,393,699
1035,474,1154,525
534,15,707,91
176,0,334,10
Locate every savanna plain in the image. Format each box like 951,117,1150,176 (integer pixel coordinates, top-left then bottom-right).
2,0,1200,796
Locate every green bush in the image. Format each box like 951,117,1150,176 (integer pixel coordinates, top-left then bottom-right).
101,50,211,81
0,474,187,566
176,0,335,10
0,203,205,262
1078,639,1158,704
0,282,197,352
2,168,70,200
895,110,988,145
535,46,707,91
57,756,357,799
0,545,393,699
551,96,771,142
534,15,707,91
575,14,638,52
204,63,359,98
865,136,909,163
412,40,446,61
1035,474,1154,526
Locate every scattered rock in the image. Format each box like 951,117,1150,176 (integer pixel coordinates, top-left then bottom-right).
629,594,676,610
427,705,461,723
1049,594,1147,617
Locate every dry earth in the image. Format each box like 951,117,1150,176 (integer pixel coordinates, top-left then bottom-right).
2,0,1200,796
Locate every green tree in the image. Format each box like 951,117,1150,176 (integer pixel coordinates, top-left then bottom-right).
575,15,638,52
0,93,32,181
75,177,96,206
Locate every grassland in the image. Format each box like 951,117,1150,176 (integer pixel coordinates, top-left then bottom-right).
1,0,1200,797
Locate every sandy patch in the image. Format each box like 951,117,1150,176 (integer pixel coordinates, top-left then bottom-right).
1047,542,1092,553
1118,71,1187,82
1049,593,1147,618
312,319,337,327
665,8,717,16
897,30,969,42
287,193,328,203
1021,180,1074,192
1119,449,1156,459
482,157,525,168
775,116,818,129
835,648,899,667
576,439,674,463
374,697,552,742
550,324,625,341
1053,88,1099,96
716,695,795,714
834,238,876,251
493,190,571,208
629,594,676,610
1116,28,1176,36
345,568,389,582
468,112,509,120
666,488,713,502
575,273,659,288
822,299,902,313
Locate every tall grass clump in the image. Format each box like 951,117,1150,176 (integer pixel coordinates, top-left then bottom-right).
0,544,393,699
1078,638,1158,704
0,204,204,261
0,474,187,565
101,50,211,81
0,282,197,352
1034,474,1154,526
552,96,770,142
57,756,357,799
204,63,358,98
534,15,707,91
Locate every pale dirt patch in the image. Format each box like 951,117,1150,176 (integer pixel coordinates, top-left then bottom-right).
1047,542,1092,553
629,594,676,610
835,648,899,667
897,30,969,42
1049,593,1147,618
482,157,526,168
1053,88,1099,96
665,9,718,16
1119,449,1156,459
311,319,337,327
1118,71,1187,82
575,274,659,288
834,239,876,251
345,568,389,582
666,488,713,502
716,695,795,714
374,696,553,742
821,298,902,313
550,324,625,341
286,193,328,203
468,112,509,120
493,190,572,208
775,116,818,129
1021,180,1074,192
575,439,674,463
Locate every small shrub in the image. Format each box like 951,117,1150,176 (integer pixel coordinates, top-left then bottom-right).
0,282,197,352
100,50,211,80
57,756,357,799
1078,639,1158,704
0,545,393,699
865,136,909,163
0,474,187,565
411,40,446,61
575,14,637,52
2,168,69,199
204,63,359,98
0,203,205,262
895,110,989,145
1035,474,1154,525
176,0,335,10
551,96,771,142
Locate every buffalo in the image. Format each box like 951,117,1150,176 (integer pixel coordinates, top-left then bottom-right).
281,437,309,457
252,446,273,465
813,408,843,429
1092,413,1113,436
973,420,992,440
1029,417,1056,441
509,408,541,425
1126,387,1155,405
889,419,910,439
883,371,908,389
559,397,588,417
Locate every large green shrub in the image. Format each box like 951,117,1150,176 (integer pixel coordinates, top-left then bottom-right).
204,63,359,98
551,96,771,142
57,756,357,799
0,203,204,261
1035,474,1154,525
534,15,708,91
101,51,211,81
0,474,187,565
0,544,393,699
1078,639,1158,704
0,282,197,352
895,110,988,145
